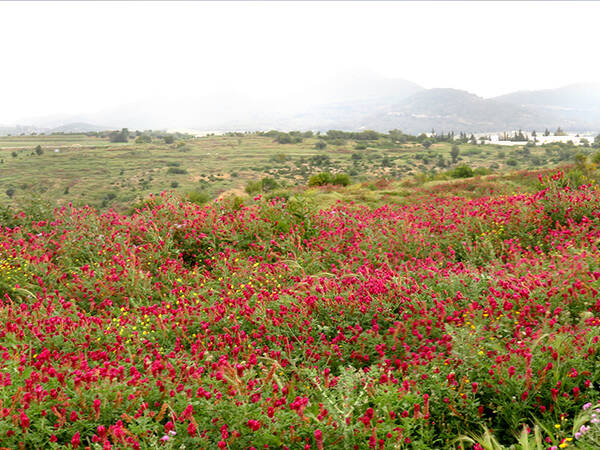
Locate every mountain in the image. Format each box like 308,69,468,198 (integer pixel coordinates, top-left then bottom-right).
0,124,46,136
7,78,600,134
493,83,600,129
48,122,112,133
358,88,560,133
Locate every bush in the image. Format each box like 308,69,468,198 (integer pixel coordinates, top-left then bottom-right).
332,173,351,186
186,189,209,205
260,177,279,192
451,165,474,178
170,181,179,188
314,140,327,150
135,135,152,144
167,167,188,175
245,180,263,195
164,135,175,144
308,172,351,187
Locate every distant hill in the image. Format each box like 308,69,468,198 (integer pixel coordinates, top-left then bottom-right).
358,88,561,133
493,83,600,129
6,78,600,134
48,122,112,134
0,124,46,136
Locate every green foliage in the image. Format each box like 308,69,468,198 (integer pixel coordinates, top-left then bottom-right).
451,144,460,163
109,128,129,143
186,189,210,205
245,177,279,195
451,165,474,178
135,134,152,144
308,172,351,186
167,167,188,175
245,180,263,195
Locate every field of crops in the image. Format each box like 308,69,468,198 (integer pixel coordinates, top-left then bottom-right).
1,170,600,449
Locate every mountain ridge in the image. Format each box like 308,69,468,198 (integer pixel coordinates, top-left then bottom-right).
4,77,600,134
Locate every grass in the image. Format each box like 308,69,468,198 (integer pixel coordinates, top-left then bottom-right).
0,133,589,211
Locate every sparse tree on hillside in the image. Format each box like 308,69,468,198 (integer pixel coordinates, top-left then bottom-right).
35,145,43,156
555,127,567,136
451,145,460,164
109,128,129,143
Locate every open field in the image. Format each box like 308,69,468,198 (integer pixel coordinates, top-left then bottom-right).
1,167,600,448
1,132,600,448
0,132,592,211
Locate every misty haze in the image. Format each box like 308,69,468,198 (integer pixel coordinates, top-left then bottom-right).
1,2,600,450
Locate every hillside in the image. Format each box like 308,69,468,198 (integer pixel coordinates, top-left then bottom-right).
1,167,600,448
494,82,600,129
359,88,557,133
1,132,595,212
7,80,600,134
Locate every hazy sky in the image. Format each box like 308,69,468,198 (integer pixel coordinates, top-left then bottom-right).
1,1,599,124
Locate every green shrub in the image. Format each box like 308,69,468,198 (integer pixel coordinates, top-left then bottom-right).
308,172,351,187
167,167,188,175
308,172,333,186
245,180,263,195
332,173,351,186
187,190,209,205
260,177,279,192
451,165,474,178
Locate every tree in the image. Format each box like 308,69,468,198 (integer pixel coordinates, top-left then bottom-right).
135,135,152,144
164,135,174,144
5,188,15,198
275,133,292,144
314,140,327,150
422,140,432,149
450,145,460,164
109,128,129,143
35,145,44,156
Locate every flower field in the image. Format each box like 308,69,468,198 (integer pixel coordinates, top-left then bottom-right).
1,171,600,449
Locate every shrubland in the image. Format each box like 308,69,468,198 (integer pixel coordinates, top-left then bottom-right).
0,164,600,448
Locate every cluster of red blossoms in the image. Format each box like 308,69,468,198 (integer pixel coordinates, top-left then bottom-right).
0,171,599,448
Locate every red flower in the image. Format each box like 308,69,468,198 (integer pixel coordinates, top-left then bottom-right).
71,431,81,449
